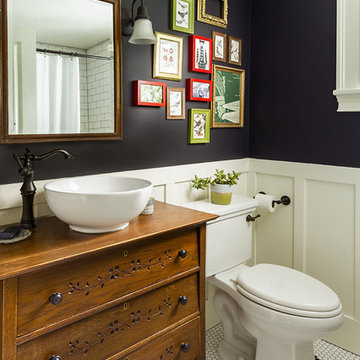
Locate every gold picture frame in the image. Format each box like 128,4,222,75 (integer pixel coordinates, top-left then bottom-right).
211,64,245,128
153,32,184,81
197,0,228,29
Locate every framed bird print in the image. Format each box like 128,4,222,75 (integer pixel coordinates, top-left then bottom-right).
188,108,211,144
229,36,242,66
212,31,227,62
167,87,185,119
189,35,212,74
171,0,194,34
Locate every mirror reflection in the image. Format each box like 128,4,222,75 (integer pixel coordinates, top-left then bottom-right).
7,0,115,135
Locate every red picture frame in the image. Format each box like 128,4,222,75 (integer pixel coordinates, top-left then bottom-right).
189,35,212,74
133,80,166,107
186,78,212,101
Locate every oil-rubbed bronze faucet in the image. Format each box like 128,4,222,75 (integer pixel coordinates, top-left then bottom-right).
13,148,73,229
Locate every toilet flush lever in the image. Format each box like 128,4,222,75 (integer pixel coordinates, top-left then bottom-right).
246,214,261,222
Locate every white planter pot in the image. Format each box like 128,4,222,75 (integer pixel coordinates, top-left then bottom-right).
210,184,232,205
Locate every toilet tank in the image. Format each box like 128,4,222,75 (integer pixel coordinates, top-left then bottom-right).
183,195,258,277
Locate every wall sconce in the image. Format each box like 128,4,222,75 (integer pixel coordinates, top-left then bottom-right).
122,0,156,45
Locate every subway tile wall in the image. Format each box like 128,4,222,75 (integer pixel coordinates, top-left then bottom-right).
86,40,114,133
36,40,113,133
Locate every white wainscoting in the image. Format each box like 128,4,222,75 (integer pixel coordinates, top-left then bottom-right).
1,157,359,353
0,158,249,226
249,159,360,354
0,158,249,333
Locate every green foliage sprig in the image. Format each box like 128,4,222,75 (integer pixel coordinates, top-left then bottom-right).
192,169,241,190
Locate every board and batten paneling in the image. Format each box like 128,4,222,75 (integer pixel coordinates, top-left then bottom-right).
1,157,360,353
249,159,360,354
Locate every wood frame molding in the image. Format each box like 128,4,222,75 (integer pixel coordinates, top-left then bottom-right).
0,0,123,143
333,0,360,111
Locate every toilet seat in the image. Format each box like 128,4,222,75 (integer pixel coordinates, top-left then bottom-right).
235,264,342,318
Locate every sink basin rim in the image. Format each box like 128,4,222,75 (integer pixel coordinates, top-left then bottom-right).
44,176,153,196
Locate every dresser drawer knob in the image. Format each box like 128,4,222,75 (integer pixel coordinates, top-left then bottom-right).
179,295,188,305
49,293,63,305
49,356,62,360
181,343,190,353
178,249,188,258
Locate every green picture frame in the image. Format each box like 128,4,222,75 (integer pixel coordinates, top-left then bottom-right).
188,108,211,144
211,64,245,128
171,0,194,34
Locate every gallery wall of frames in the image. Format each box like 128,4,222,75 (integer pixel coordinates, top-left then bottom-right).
0,0,251,185
133,0,244,145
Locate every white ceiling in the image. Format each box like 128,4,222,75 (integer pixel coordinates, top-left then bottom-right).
9,0,113,49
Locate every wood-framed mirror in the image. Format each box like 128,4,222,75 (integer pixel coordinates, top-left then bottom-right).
0,0,123,143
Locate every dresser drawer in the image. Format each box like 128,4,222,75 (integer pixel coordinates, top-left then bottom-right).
17,229,199,336
17,274,199,360
117,317,200,360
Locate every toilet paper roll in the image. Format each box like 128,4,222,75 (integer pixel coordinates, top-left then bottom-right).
254,193,277,213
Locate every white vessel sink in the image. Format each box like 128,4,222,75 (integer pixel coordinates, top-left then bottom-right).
44,176,153,233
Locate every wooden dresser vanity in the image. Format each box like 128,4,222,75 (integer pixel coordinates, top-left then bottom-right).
0,201,216,360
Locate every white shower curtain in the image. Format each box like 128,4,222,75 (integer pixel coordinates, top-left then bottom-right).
36,53,81,134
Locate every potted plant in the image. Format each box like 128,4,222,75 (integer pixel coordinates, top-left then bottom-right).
192,169,241,205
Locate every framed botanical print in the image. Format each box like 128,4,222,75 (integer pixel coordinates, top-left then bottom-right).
170,0,194,34
211,65,245,128
229,36,242,66
212,31,227,62
153,32,184,81
189,35,212,74
186,78,212,101
188,109,211,144
133,80,166,107
198,0,228,29
166,88,185,119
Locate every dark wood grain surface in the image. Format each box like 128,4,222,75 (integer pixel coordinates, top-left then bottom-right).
0,201,216,279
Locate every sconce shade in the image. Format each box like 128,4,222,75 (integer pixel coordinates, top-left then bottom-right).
129,18,156,45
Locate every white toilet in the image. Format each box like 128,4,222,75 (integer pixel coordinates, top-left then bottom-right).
184,195,343,360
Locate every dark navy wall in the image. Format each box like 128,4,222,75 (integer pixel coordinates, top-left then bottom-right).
0,0,251,185
250,0,360,167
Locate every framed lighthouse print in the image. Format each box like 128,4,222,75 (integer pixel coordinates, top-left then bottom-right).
189,35,212,74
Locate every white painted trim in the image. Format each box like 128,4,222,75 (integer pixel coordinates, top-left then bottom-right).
334,0,360,111
248,158,360,354
0,158,249,222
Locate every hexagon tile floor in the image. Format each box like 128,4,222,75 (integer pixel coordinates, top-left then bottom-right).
206,323,360,360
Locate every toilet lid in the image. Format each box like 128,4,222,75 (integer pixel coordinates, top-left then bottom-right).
236,264,341,316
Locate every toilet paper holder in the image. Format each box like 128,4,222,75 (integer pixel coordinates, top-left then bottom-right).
256,192,291,207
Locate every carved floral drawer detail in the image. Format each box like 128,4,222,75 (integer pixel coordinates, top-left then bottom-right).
17,230,199,336
68,250,172,297
68,299,173,356
117,317,201,360
17,275,199,360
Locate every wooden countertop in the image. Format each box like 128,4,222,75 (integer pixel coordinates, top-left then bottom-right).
0,201,216,280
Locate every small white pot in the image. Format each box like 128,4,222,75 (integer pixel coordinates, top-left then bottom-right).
210,184,232,205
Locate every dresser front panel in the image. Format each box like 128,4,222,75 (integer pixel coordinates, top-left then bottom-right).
117,317,200,360
17,230,199,335
17,274,199,360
